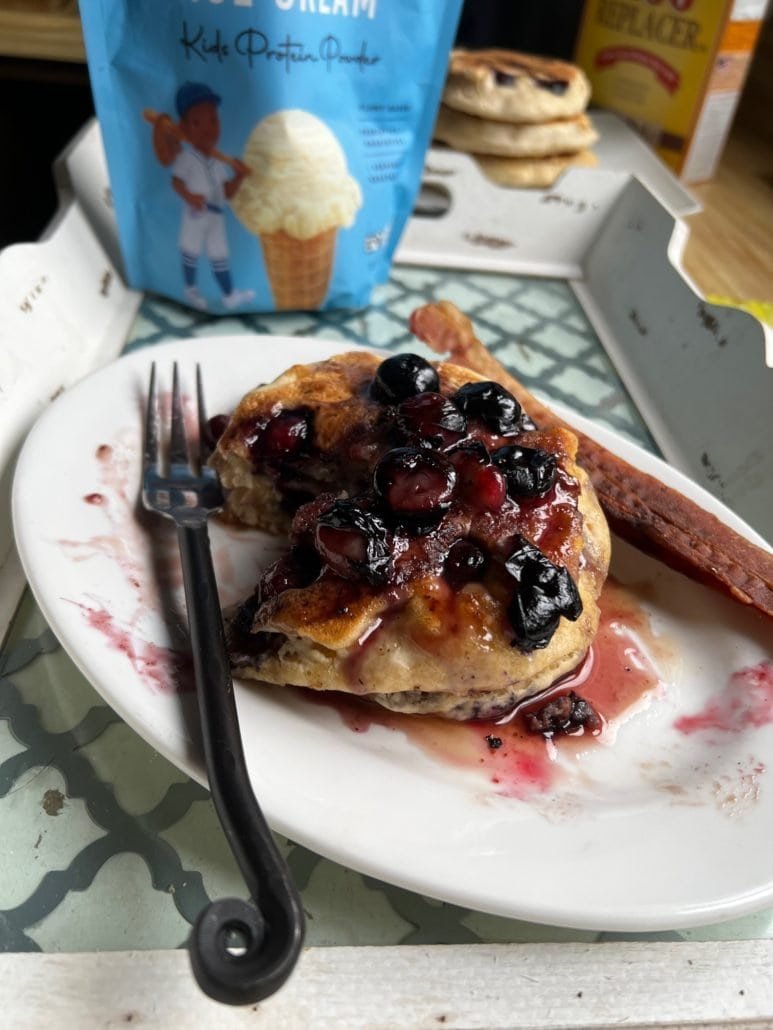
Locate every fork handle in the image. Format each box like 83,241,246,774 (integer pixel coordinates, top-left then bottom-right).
176,522,305,1005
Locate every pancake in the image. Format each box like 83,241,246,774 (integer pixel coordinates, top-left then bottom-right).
442,48,592,124
434,105,599,158
211,350,384,535
211,349,611,720
475,149,598,189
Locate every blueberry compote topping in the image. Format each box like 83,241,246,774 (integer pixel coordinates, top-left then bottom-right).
448,442,507,512
249,408,312,468
452,381,522,436
227,587,284,661
505,536,582,651
523,690,600,736
205,413,230,451
396,392,467,449
444,539,488,588
493,444,557,498
315,500,391,585
229,545,321,659
258,547,321,603
374,447,456,523
371,353,439,404
241,356,585,657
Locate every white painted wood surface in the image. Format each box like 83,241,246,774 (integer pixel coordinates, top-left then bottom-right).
0,200,141,646
2,941,772,1029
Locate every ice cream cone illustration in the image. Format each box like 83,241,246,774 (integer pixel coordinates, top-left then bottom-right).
232,110,362,310
259,227,337,311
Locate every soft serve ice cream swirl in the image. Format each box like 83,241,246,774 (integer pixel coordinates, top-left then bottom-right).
233,109,362,240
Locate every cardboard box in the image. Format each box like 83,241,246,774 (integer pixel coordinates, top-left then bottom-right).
574,0,770,182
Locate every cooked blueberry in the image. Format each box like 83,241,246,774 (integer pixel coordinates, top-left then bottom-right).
551,565,581,619
504,537,548,580
537,78,569,96
315,500,391,585
205,413,229,449
527,561,581,621
249,409,311,467
449,439,489,462
396,392,467,449
508,581,561,651
226,586,287,660
505,536,582,648
373,447,456,520
277,486,316,515
444,539,488,587
523,691,601,736
258,546,321,604
449,442,507,511
371,354,439,404
227,587,262,644
452,381,522,435
493,444,557,497
494,70,516,86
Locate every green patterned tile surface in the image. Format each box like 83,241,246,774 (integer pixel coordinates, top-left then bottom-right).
3,267,772,954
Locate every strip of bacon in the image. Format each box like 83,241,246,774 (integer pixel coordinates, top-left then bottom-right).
409,301,773,620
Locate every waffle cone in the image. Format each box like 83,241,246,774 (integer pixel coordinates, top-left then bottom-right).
260,228,337,310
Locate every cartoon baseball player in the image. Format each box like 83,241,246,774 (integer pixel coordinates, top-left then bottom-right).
168,82,254,311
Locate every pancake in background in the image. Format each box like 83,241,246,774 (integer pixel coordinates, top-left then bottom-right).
443,48,591,124
475,149,598,189
434,105,599,158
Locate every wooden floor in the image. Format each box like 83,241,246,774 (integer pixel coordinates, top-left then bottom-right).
682,125,773,303
681,15,773,306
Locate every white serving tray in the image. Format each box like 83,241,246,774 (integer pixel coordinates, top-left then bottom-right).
0,135,141,642
0,177,141,642
396,138,772,546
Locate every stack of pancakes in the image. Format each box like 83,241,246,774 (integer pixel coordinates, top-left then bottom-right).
434,49,599,189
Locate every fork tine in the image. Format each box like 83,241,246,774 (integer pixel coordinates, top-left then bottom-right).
143,362,159,472
169,362,190,467
196,363,211,467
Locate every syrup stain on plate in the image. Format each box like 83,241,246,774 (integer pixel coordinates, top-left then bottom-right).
57,427,269,695
311,577,671,800
69,598,193,694
675,660,773,736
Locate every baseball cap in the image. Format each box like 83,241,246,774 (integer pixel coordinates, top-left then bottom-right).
175,82,222,119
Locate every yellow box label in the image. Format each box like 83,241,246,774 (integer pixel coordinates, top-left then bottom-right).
575,0,732,144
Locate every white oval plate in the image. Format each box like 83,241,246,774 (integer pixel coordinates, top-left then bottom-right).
12,335,773,931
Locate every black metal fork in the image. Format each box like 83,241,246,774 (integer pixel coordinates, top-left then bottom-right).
141,362,304,1005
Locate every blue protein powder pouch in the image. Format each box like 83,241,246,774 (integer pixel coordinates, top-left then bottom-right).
79,0,462,314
